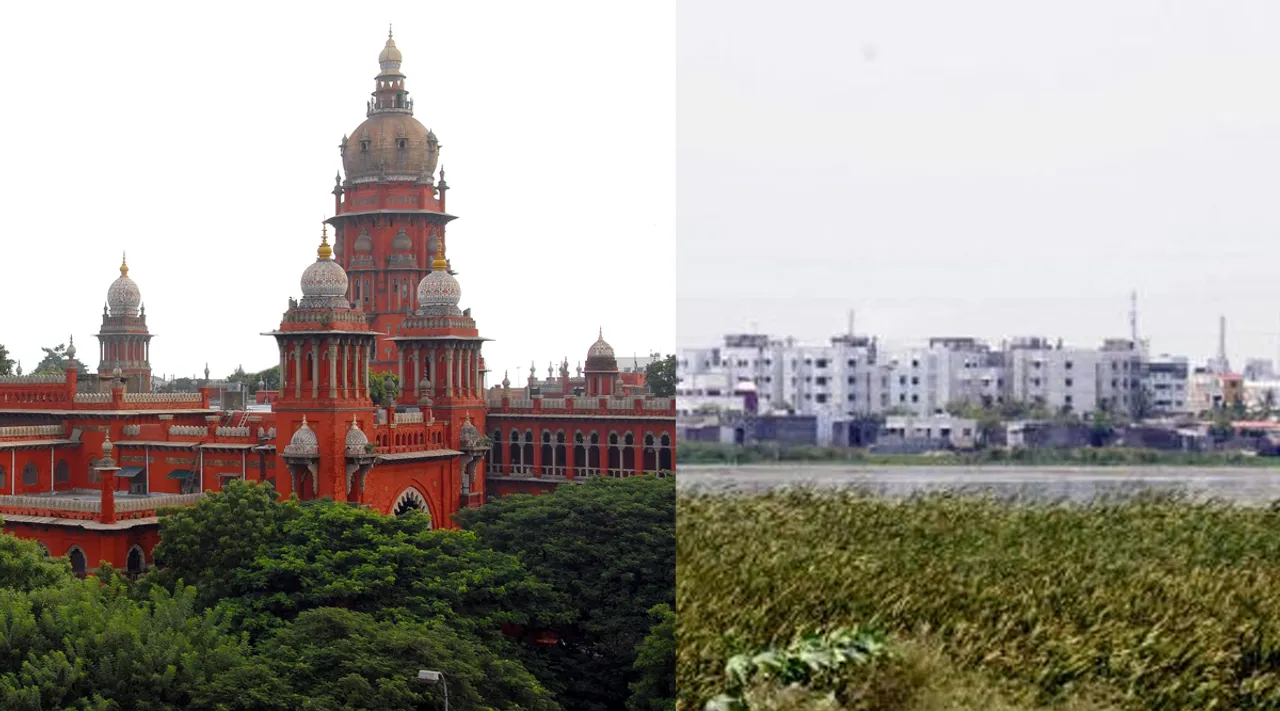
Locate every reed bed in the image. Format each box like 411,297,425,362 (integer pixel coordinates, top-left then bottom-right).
678,489,1280,710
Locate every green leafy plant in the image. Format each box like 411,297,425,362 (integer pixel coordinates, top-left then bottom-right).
706,628,892,711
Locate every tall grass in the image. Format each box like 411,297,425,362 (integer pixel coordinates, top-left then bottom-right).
678,490,1280,710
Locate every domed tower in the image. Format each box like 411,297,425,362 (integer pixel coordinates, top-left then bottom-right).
328,29,452,372
265,226,379,502
95,253,153,392
391,239,489,506
584,328,621,397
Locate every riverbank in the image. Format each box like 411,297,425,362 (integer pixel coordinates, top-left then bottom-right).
677,490,1280,710
677,441,1280,467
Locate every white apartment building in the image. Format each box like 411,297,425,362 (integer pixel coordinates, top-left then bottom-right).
680,332,1182,436
1006,338,1100,414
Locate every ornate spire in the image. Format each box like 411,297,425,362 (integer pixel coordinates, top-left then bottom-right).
120,251,129,277
318,222,333,260
430,229,447,271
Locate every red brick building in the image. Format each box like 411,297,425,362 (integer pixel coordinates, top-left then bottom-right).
0,31,673,575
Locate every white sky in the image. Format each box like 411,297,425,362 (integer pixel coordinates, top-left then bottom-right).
0,2,674,382
679,0,1280,368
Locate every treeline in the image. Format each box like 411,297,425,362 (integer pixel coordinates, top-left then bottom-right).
0,476,675,711
678,441,1278,467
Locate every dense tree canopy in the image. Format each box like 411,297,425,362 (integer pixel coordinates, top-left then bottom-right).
0,344,12,376
629,604,676,711
148,480,569,641
0,474,674,710
457,475,676,711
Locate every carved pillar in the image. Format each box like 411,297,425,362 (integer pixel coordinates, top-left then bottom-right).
428,347,437,398
293,343,302,399
414,344,423,397
565,441,576,480
279,343,287,392
365,343,372,400
342,341,350,398
310,340,320,399
445,347,454,398
397,346,405,396
328,341,338,399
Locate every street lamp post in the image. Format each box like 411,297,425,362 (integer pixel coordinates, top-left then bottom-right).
418,669,449,711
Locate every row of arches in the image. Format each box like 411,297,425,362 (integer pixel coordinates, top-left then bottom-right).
37,543,147,579
488,428,673,479
3,458,78,491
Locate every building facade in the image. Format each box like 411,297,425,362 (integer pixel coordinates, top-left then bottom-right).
0,33,673,575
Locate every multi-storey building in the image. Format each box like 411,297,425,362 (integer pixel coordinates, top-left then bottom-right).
1144,355,1190,414
0,32,673,575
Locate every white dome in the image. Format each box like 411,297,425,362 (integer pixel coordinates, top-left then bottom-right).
107,257,141,317
299,231,350,309
345,417,370,454
588,329,615,359
283,416,319,456
415,268,462,316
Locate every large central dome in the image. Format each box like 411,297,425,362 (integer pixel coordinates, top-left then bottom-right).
341,32,440,184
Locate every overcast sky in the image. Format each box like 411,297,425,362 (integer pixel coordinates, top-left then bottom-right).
0,2,673,382
679,1,1280,367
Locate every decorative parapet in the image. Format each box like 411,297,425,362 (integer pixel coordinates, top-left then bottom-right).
125,393,202,404
0,492,206,521
0,425,64,439
394,410,424,425
0,374,63,384
169,425,205,437
486,394,676,418
74,392,112,404
121,424,142,436
215,426,250,438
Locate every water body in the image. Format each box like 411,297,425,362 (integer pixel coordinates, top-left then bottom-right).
677,464,1280,505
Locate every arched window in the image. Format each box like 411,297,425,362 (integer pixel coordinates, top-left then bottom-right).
659,433,673,472
126,546,145,576
0,465,6,489
522,431,535,475
541,431,554,476
54,459,69,484
67,547,87,577
22,462,37,487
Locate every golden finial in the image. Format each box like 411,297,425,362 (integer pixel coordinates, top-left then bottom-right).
120,251,129,277
317,221,333,260
431,231,448,270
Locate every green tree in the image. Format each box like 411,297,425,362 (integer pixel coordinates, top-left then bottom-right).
645,354,676,397
0,344,12,376
370,371,400,405
456,476,676,711
628,604,675,711
0,532,73,592
226,607,558,711
146,480,568,641
0,568,269,711
225,365,280,394
33,344,68,375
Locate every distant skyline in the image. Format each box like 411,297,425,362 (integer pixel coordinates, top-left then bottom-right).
0,3,674,382
678,0,1280,368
